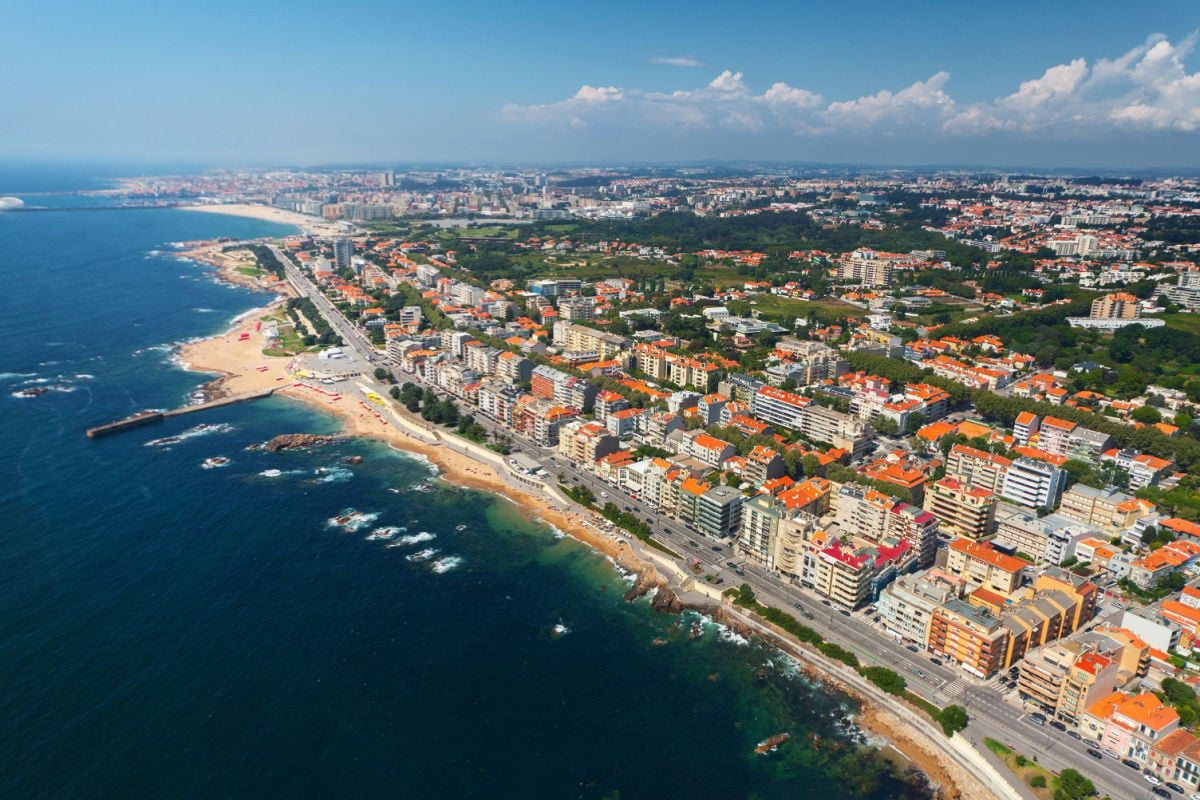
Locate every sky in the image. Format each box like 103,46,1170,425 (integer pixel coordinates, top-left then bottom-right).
2,0,1198,169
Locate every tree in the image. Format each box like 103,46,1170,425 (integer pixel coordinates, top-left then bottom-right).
373,367,389,381
1132,405,1162,424
862,666,906,696
1053,768,1094,800
937,705,968,737
872,415,900,436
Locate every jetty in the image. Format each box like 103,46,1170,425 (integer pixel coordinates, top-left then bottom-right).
86,387,275,438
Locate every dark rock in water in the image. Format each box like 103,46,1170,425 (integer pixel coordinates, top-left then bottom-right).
622,567,684,614
651,585,683,614
344,455,363,465
264,433,334,451
623,568,658,603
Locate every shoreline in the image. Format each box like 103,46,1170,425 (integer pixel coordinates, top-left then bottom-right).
177,292,987,800
178,203,348,237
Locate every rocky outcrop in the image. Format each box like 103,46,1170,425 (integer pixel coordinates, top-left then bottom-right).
264,433,335,451
344,455,363,465
623,567,660,603
650,584,683,614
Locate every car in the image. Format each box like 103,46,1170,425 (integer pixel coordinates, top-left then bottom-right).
929,658,943,667
600,492,608,498
1166,783,1184,794
1086,749,1103,759
1123,759,1142,770
688,540,699,547
821,599,831,607
711,545,723,551
726,561,738,569
1150,789,1170,800
1029,713,1046,725
734,569,744,576
1049,720,1067,732
793,603,806,612
1145,774,1163,786
912,668,926,678
838,609,851,617
1067,730,1082,740
1103,748,1119,759
905,645,919,653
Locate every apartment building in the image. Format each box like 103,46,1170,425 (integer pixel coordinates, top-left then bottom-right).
945,538,1030,597
1058,484,1150,533
994,511,1100,565
945,444,1011,494
740,494,784,568
681,431,738,469
923,477,996,540
1017,642,1119,724
557,420,620,467
928,599,1009,677
752,385,811,431
1001,457,1066,510
878,568,962,645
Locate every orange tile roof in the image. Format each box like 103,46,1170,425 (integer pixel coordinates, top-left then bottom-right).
949,538,1030,573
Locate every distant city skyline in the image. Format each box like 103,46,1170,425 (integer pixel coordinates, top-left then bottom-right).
3,1,1198,168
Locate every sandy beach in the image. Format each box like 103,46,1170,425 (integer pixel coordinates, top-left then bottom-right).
179,203,348,237
179,307,987,800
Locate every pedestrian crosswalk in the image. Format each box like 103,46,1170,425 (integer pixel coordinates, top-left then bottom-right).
937,677,967,703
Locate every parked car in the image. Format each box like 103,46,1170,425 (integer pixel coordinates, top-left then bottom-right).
905,645,919,653
1086,749,1103,759
929,658,943,667
1049,720,1067,732
1124,759,1142,770
1145,774,1163,786
1166,782,1185,794
1150,788,1170,799
1067,730,1082,740
1103,748,1119,759
1029,713,1046,725
711,544,723,551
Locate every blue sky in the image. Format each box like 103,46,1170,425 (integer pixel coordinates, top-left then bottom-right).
2,0,1198,168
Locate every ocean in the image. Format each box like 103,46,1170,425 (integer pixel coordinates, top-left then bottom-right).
0,174,931,799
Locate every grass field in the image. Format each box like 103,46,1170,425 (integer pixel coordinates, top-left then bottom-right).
1153,312,1200,335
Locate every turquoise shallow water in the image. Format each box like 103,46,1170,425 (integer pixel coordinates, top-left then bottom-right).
0,180,930,799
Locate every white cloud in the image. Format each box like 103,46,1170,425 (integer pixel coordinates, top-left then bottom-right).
499,33,1200,140
762,82,822,109
824,72,953,126
650,55,704,67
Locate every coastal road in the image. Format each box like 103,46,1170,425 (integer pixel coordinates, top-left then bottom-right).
273,243,1155,800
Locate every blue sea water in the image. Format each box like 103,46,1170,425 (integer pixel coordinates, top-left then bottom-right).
0,181,931,799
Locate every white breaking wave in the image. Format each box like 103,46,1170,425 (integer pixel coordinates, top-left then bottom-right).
326,510,380,532
314,466,353,483
429,556,463,573
406,548,439,562
393,531,436,546
366,526,401,541
144,423,233,447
